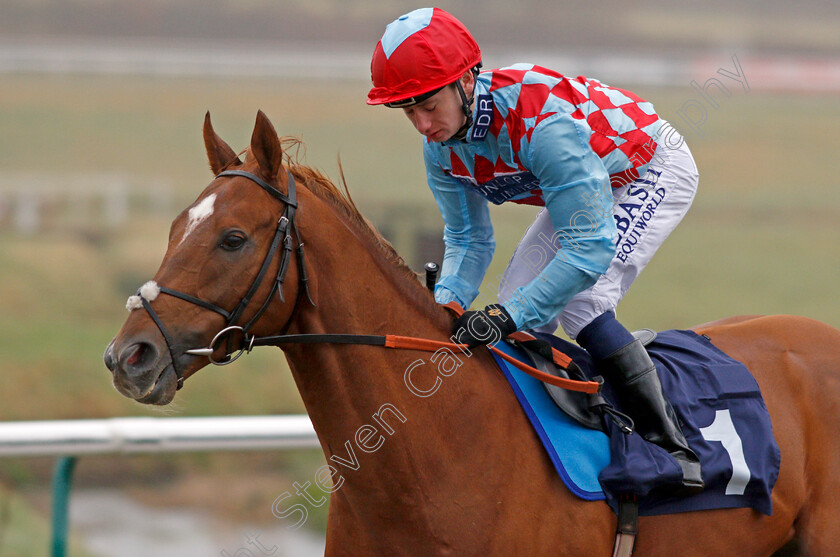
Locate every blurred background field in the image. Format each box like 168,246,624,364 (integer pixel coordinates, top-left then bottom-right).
1,1,839,555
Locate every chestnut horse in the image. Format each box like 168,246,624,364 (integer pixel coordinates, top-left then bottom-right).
104,111,840,556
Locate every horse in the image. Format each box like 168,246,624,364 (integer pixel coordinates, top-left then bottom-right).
104,111,840,556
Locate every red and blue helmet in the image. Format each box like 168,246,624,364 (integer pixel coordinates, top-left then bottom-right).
367,8,482,107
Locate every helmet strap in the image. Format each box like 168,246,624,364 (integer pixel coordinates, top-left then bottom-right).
451,66,481,141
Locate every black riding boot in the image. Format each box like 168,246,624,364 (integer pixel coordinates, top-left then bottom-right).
600,338,705,494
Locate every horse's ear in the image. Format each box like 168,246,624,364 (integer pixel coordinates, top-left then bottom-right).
250,110,283,182
203,111,241,175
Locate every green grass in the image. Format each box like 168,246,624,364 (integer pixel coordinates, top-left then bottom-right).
1,74,839,540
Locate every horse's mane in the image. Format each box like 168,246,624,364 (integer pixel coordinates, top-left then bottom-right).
275,137,443,318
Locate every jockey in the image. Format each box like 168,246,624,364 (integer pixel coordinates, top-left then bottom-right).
368,8,703,493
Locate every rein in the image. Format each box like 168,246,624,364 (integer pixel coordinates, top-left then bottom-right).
186,303,602,394
137,169,600,394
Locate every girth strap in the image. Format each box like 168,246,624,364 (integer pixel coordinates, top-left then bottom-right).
612,497,639,557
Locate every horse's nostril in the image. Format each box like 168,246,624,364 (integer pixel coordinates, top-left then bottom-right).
119,342,158,373
126,344,145,366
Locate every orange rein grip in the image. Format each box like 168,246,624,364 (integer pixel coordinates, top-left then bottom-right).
383,334,601,394
437,301,599,394
507,330,573,368
383,335,455,352
488,344,601,394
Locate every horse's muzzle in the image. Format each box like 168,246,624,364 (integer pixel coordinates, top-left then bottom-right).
103,336,177,405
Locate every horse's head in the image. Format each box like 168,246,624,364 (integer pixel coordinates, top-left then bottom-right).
104,111,308,405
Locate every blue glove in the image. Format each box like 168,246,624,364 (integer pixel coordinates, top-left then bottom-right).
452,304,517,348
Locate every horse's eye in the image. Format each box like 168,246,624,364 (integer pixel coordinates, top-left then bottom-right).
220,231,247,251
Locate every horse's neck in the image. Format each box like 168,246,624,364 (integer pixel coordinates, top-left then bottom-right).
284,229,461,442
276,196,584,548
281,207,517,485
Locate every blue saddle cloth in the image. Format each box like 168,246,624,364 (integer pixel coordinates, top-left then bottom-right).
491,329,780,516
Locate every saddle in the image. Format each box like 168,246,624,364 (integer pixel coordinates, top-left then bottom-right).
497,327,779,517
516,329,657,431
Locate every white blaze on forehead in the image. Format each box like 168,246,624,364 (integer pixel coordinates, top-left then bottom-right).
179,193,217,245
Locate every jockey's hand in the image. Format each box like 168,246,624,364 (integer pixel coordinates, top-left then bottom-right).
452,304,517,348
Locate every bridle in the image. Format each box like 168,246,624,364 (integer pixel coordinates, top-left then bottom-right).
136,168,313,389
133,167,602,396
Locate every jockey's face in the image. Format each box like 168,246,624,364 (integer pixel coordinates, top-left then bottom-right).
402,72,474,143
